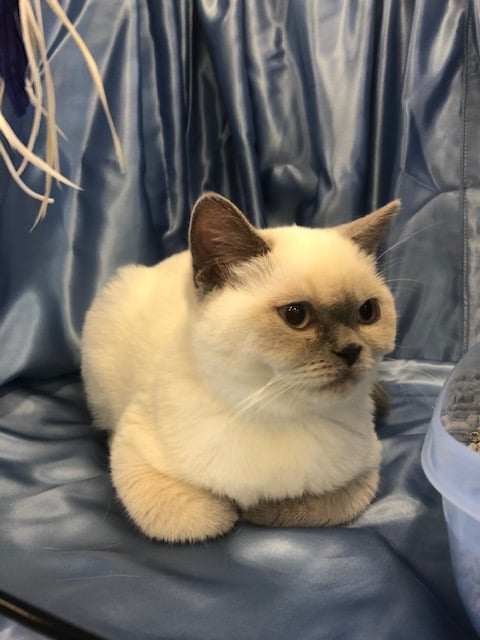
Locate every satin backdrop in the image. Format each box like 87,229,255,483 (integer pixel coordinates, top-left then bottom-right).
1,1,479,638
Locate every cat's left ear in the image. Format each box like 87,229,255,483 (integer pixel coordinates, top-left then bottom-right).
189,192,269,294
337,200,401,255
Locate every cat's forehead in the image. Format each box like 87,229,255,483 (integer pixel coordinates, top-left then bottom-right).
259,225,381,303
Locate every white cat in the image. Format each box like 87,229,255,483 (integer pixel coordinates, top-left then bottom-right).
81,193,398,543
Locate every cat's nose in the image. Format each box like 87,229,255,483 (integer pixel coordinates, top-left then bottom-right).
333,344,362,367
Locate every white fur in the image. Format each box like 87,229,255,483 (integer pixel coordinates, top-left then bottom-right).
82,224,392,516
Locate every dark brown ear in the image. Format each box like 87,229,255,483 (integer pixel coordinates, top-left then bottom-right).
189,193,269,294
337,200,401,255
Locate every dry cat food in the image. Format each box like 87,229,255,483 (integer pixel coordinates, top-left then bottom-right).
441,373,480,453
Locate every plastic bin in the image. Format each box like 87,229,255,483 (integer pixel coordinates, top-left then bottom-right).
422,342,480,634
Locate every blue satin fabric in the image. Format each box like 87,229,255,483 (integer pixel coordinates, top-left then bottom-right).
1,1,479,638
0,370,476,640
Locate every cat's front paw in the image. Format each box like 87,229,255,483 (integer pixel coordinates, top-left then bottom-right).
138,483,238,544
111,437,238,544
241,468,379,528
119,468,238,544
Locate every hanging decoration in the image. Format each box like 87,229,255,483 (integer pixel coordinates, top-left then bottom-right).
0,0,124,227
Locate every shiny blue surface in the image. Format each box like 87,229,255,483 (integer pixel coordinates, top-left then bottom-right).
0,1,479,638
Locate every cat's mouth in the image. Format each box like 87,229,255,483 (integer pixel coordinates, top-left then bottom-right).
293,371,358,395
286,360,372,397
318,370,360,394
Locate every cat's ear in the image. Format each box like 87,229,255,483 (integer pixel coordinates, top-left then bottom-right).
337,200,401,255
189,193,269,294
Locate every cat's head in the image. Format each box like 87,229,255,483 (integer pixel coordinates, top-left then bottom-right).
188,193,398,412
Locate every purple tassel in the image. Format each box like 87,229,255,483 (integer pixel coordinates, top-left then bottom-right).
0,0,29,116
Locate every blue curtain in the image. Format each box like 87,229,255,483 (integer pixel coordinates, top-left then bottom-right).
1,0,479,386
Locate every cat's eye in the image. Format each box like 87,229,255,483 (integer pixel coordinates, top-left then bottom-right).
277,302,312,330
357,298,380,324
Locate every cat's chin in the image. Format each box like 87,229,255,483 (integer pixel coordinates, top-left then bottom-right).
319,371,359,395
305,369,375,402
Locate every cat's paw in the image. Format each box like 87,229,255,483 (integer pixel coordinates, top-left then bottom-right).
134,482,238,544
119,468,238,544
241,468,379,528
111,438,238,543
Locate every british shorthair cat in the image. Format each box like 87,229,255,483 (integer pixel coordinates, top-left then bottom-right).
81,193,399,543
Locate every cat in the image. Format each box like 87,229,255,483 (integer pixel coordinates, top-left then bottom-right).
81,192,399,543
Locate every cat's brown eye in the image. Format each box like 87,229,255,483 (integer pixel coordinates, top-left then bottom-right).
357,298,380,325
278,302,312,330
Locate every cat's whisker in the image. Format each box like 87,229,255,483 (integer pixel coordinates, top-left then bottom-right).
376,222,438,263
391,288,420,296
289,363,328,380
377,258,406,279
378,254,404,268
231,373,307,420
370,278,421,297
232,377,281,417
248,376,296,409
383,278,422,285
